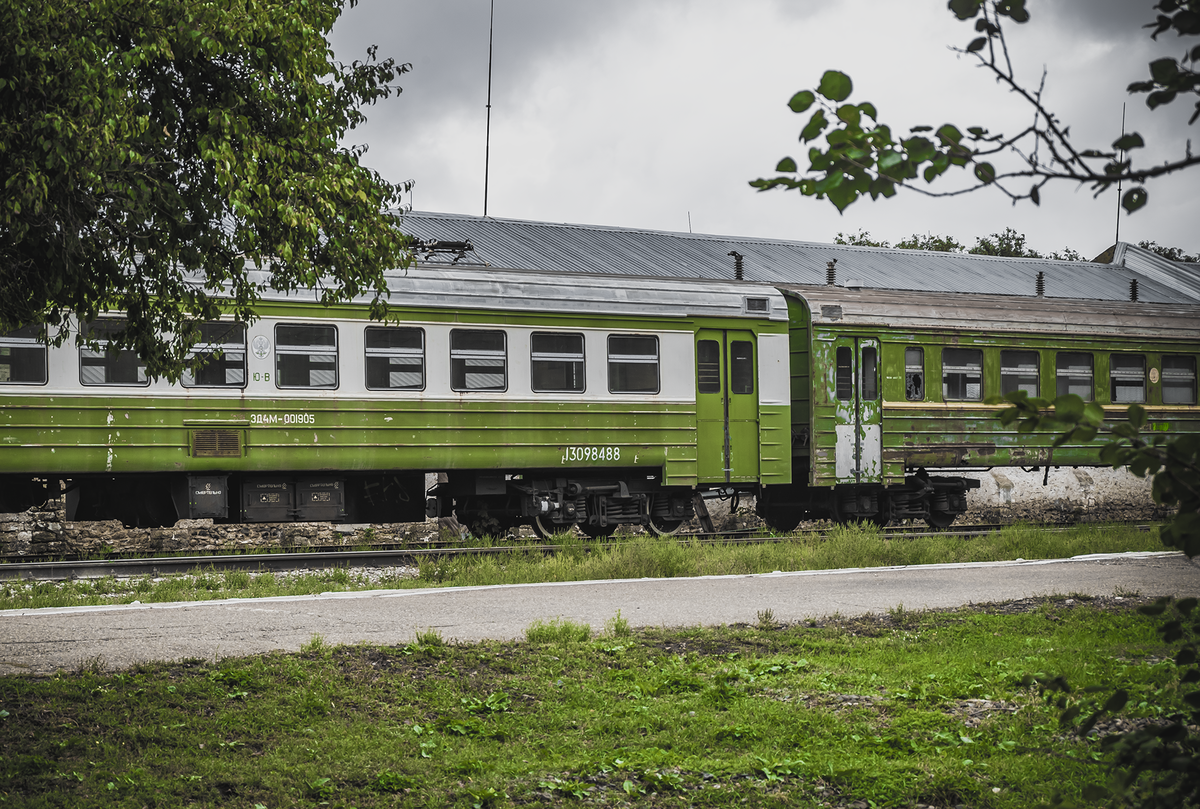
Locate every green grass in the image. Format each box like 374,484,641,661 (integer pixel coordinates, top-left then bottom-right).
0,599,1180,807
0,523,1164,611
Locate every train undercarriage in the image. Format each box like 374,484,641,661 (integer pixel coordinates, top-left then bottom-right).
1,465,978,534
755,467,980,532
426,469,698,538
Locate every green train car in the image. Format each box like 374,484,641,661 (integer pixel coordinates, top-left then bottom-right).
0,268,792,535
753,284,1200,531
1,266,1197,534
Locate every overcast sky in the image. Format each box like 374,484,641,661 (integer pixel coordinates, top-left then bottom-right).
328,1,1197,259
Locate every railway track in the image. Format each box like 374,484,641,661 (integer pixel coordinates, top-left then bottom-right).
0,523,1153,582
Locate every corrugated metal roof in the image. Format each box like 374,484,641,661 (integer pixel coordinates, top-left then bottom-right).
779,286,1200,340
246,266,789,322
398,210,1200,306
1110,242,1200,302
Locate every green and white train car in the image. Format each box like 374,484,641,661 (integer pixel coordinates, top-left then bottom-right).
3,261,1198,534
751,285,1200,531
0,267,792,535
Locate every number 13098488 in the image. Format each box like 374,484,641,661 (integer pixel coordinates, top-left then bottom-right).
561,446,621,463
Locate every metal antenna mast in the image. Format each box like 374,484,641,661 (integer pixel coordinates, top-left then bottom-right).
483,0,495,217
1115,102,1125,245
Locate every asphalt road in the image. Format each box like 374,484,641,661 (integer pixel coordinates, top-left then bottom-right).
2,551,1198,676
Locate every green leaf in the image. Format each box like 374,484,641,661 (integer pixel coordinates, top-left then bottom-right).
1053,394,1084,422
966,37,987,53
904,136,936,162
1102,690,1129,713
1149,57,1180,84
788,91,816,113
1122,187,1148,213
973,162,996,183
948,0,983,20
936,124,964,145
800,110,828,143
1126,404,1147,428
1081,785,1111,801
775,157,798,173
1112,133,1145,151
1147,89,1177,109
817,71,853,103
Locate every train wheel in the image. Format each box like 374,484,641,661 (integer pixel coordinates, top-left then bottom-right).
757,505,801,534
647,516,683,537
532,514,562,540
925,509,956,529
579,522,617,539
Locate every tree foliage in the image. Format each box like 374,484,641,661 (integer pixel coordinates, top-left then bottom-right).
0,0,412,379
834,227,1082,259
1139,240,1200,263
995,392,1200,807
751,0,1200,215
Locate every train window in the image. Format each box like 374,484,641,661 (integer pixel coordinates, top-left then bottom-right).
365,327,425,390
697,340,720,393
608,335,659,393
80,320,149,386
1056,352,1093,400
1001,350,1039,396
905,347,924,401
942,348,983,401
835,347,853,400
0,325,47,385
275,324,338,389
860,346,878,400
531,332,584,393
182,322,247,388
731,340,754,394
1163,355,1197,404
450,329,507,391
1110,354,1146,403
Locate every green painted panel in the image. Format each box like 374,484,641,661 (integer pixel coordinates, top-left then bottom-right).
0,396,697,477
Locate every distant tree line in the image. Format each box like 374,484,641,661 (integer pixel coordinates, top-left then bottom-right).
833,228,1198,263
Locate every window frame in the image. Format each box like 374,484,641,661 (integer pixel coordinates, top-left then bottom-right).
450,328,508,392
1109,353,1146,404
530,331,585,394
364,326,426,391
274,323,339,390
1056,351,1094,401
1000,349,1040,397
1162,354,1197,405
0,324,48,386
942,347,984,402
79,319,149,387
904,346,924,402
730,339,755,395
181,322,248,389
607,334,660,394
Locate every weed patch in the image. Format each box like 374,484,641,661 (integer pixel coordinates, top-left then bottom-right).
0,596,1173,808
0,523,1162,611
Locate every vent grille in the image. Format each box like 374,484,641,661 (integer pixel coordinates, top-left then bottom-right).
192,429,242,458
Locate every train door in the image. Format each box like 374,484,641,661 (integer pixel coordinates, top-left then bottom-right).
833,336,882,484
696,329,760,483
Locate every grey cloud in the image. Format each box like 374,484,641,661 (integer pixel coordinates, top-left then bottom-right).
1038,0,1159,43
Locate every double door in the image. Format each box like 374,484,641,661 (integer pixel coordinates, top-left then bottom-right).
696,329,759,483
833,336,882,484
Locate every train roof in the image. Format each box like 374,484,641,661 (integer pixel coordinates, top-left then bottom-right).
398,210,1200,307
778,285,1200,341
249,265,790,322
